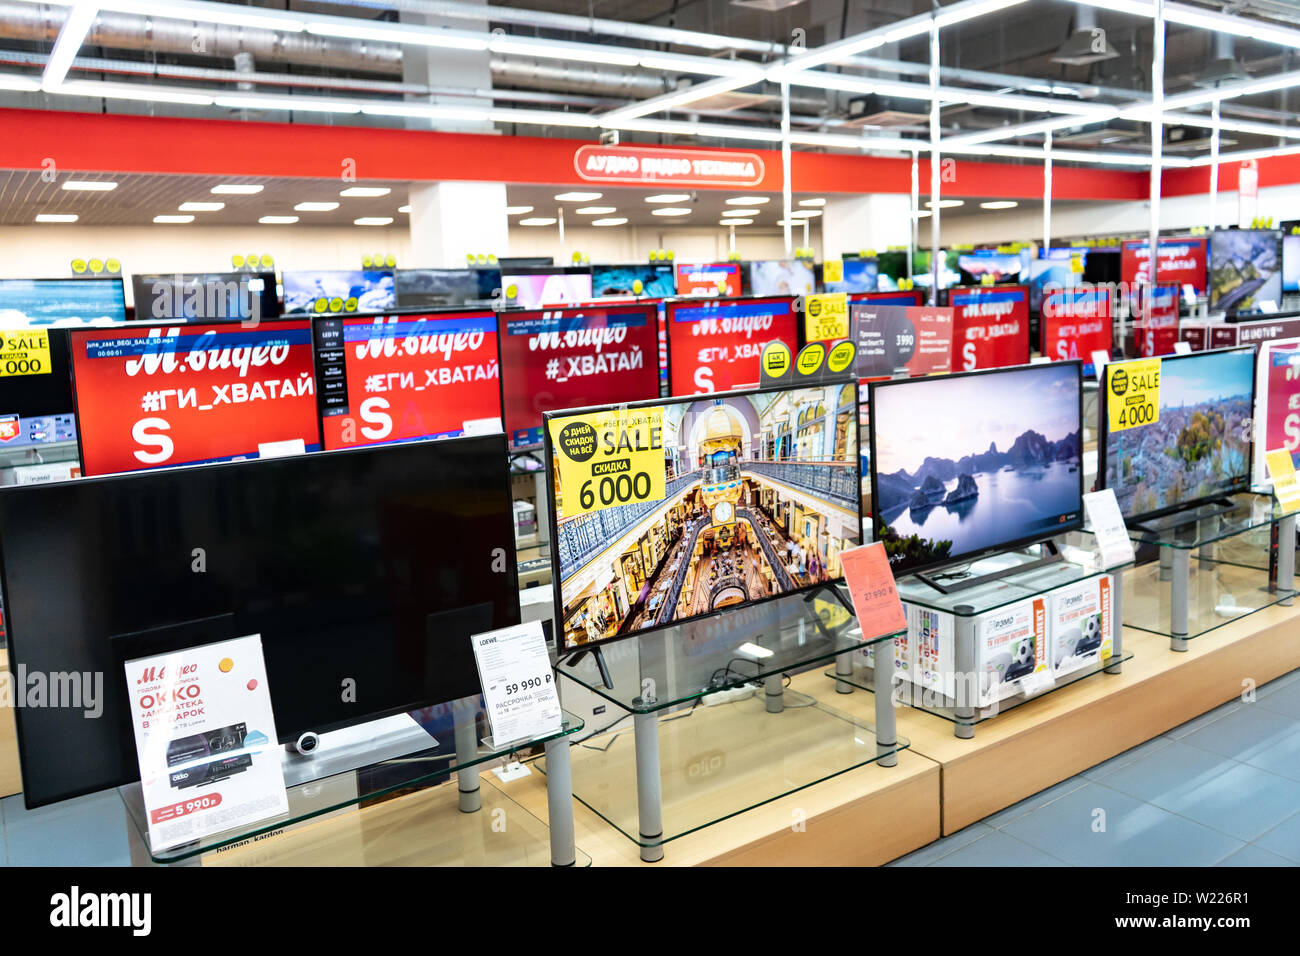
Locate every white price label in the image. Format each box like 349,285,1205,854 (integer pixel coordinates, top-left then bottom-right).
471,621,562,744
1084,488,1136,568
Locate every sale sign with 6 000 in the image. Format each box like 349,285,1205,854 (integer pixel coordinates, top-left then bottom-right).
549,407,666,518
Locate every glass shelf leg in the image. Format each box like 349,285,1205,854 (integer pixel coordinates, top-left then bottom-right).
1280,514,1296,608
833,648,854,694
953,609,976,739
1198,517,1216,570
1170,547,1190,652
765,673,785,714
454,702,481,813
874,636,898,766
633,711,665,863
1159,547,1173,582
1105,565,1124,674
543,735,577,867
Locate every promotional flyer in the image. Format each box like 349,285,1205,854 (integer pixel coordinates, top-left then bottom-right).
948,286,1030,371
125,634,288,852
1120,236,1208,292
316,312,502,450
853,304,954,380
667,297,799,394
501,305,659,448
1040,287,1113,373
1257,340,1300,478
71,321,321,476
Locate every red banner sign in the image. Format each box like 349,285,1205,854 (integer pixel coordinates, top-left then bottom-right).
675,262,742,297
667,296,799,394
1262,340,1300,475
315,312,502,451
948,285,1030,371
1132,284,1180,357
852,304,954,380
574,145,765,187
71,320,320,476
1121,236,1207,292
1041,287,1113,370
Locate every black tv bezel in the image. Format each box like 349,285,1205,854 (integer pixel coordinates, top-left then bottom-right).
314,307,506,453
0,431,520,809
1208,227,1285,315
499,300,663,453
1096,345,1257,525
868,359,1086,579
67,314,327,477
542,374,864,653
663,294,801,397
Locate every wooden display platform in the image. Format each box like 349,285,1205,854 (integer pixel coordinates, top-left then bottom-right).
0,649,19,798
791,599,1300,837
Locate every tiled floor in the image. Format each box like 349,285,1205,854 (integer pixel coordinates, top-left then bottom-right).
2,670,1299,866
892,668,1300,867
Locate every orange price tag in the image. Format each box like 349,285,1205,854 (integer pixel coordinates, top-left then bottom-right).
839,542,907,639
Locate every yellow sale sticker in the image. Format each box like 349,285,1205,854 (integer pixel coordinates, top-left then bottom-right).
823,259,844,284
804,292,849,342
1106,357,1160,433
0,329,51,377
1266,447,1300,513
549,407,666,518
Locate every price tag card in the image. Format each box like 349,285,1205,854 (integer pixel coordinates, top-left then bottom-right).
471,621,562,744
1091,349,1110,382
1106,357,1161,432
1083,488,1136,568
0,329,51,377
1265,447,1300,513
125,634,288,853
804,292,850,342
1173,340,1192,354
838,542,908,639
549,406,666,518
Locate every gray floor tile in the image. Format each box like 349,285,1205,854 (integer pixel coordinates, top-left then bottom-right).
930,829,1068,866
1179,704,1299,766
1257,677,1300,720
1166,699,1242,738
983,778,1090,829
1217,844,1296,867
1081,735,1175,780
1254,811,1300,863
1001,781,1244,866
1094,740,1300,841
887,823,995,866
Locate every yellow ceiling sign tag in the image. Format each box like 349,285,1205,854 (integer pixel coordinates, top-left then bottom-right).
823,259,844,284
1107,357,1160,433
549,406,666,518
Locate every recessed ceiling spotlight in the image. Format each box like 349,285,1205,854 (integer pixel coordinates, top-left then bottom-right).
398,204,411,213
340,186,392,197
211,184,264,195
259,215,299,224
727,196,770,205
592,217,628,226
179,201,225,212
790,209,822,218
645,193,691,203
61,180,117,191
35,213,78,222
652,207,691,217
354,216,394,226
797,198,827,207
154,215,195,223
295,201,340,211
576,206,617,215
720,218,753,226
924,199,965,209
519,217,558,226
724,208,761,217
980,200,1019,209
506,205,534,215
554,191,602,201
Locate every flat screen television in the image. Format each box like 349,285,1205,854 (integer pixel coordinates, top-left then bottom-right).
674,262,742,297
0,327,77,452
876,251,909,291
665,295,799,395
69,318,322,476
1120,236,1206,293
1283,234,1300,293
315,311,503,451
912,250,960,290
957,251,1024,285
132,272,281,322
1099,347,1255,521
499,303,659,450
591,263,675,299
870,362,1084,577
393,268,500,308
824,258,878,294
747,259,816,296
500,266,593,309
545,379,862,649
0,434,519,808
1209,229,1282,314
282,270,395,315
1028,257,1079,314
0,277,127,326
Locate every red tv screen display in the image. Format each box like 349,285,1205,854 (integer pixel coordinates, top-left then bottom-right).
666,295,799,395
1120,236,1208,293
499,303,660,449
315,311,502,451
71,319,321,476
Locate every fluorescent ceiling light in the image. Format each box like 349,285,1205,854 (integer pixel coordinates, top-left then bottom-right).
720,218,753,226
608,118,782,142
914,210,932,218
259,215,299,224
798,198,827,207
398,205,411,213
490,35,641,67
306,21,488,50
109,0,307,32
555,192,601,202
0,73,39,92
178,201,224,212
925,199,965,208
359,102,489,121
43,2,97,89
214,93,361,114
505,205,534,215
1062,0,1154,16
592,217,628,226
652,207,692,216
35,213,78,223
1163,2,1300,49
62,180,117,191
488,108,597,128
211,184,263,195
575,206,617,214
295,201,340,211
790,209,822,218
727,196,770,205
935,0,1030,29
519,217,558,226
600,72,762,123
646,194,692,203
354,217,393,226
724,208,761,216
53,80,214,105
980,200,1018,209
637,52,762,77
340,187,392,198
154,215,195,223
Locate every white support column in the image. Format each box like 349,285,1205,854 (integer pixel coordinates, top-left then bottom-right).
1043,130,1053,250
929,18,941,306
1149,0,1165,285
408,181,509,267
910,148,919,280
1209,99,1221,230
782,80,793,258
822,195,912,255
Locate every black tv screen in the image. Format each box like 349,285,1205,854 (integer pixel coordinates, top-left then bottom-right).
0,435,519,807
870,362,1084,576
394,267,500,308
131,273,281,321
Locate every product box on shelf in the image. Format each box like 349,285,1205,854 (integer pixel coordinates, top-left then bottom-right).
976,597,1049,707
862,625,913,682
1048,574,1113,679
908,602,954,699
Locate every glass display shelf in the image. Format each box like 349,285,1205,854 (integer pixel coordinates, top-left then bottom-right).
1124,491,1293,550
120,697,584,865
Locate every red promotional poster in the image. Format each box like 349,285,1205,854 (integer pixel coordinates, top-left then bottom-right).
675,262,742,297
852,304,954,380
1041,287,1114,373
1261,340,1300,475
948,285,1030,371
1132,284,1180,357
499,304,659,449
1120,236,1208,293
667,295,799,394
70,319,321,476
315,312,502,451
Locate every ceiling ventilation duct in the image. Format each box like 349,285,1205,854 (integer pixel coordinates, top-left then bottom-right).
1193,33,1250,87
730,0,807,10
1050,6,1119,66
